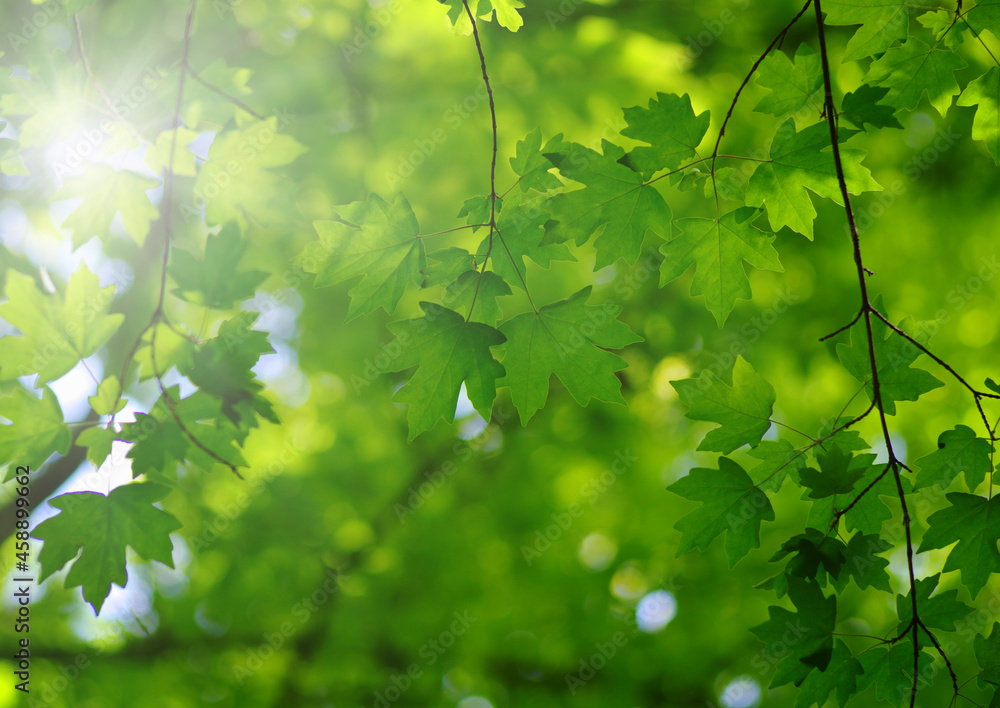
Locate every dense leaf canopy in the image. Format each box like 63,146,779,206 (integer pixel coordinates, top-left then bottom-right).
1,0,1000,707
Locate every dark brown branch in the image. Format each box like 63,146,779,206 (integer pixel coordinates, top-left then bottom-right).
813,2,926,704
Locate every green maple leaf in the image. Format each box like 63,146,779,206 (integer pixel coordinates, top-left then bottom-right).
918,492,1000,596
856,639,931,703
0,265,125,382
0,386,70,480
295,193,426,320
976,623,1000,692
747,439,803,493
423,248,477,287
483,192,575,290
442,0,524,32
799,447,867,499
618,92,711,178
754,44,823,118
33,482,182,614
823,0,909,61
668,457,774,565
77,426,115,468
803,452,903,538
120,388,249,477
864,39,967,116
193,117,306,226
170,223,268,309
747,120,881,238
794,640,863,708
772,528,848,585
180,313,278,437
841,457,897,536
458,194,500,230
542,139,672,268
671,356,775,454
838,532,892,592
968,1,1000,40
897,574,972,634
660,207,782,326
0,51,84,148
145,127,200,176
510,128,562,192
498,287,642,424
817,418,871,454
55,163,160,247
918,10,968,50
841,85,903,132
444,271,511,325
836,304,943,415
958,67,1000,164
751,577,836,687
386,303,505,440
915,425,994,491
89,376,125,416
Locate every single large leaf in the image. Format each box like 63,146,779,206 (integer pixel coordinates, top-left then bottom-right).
0,265,125,382
509,128,562,192
918,492,1000,597
0,386,70,479
751,577,836,687
660,207,782,326
668,457,774,565
864,38,967,116
295,193,426,320
386,303,506,439
746,120,881,238
55,163,160,248
170,222,268,309
914,425,993,491
498,287,642,424
958,67,1000,164
671,356,775,454
841,85,903,132
542,139,672,268
754,44,823,118
33,483,182,614
193,116,306,226
823,0,909,61
975,623,1000,693
619,92,711,178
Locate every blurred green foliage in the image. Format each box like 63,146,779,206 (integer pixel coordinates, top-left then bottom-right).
0,0,999,706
